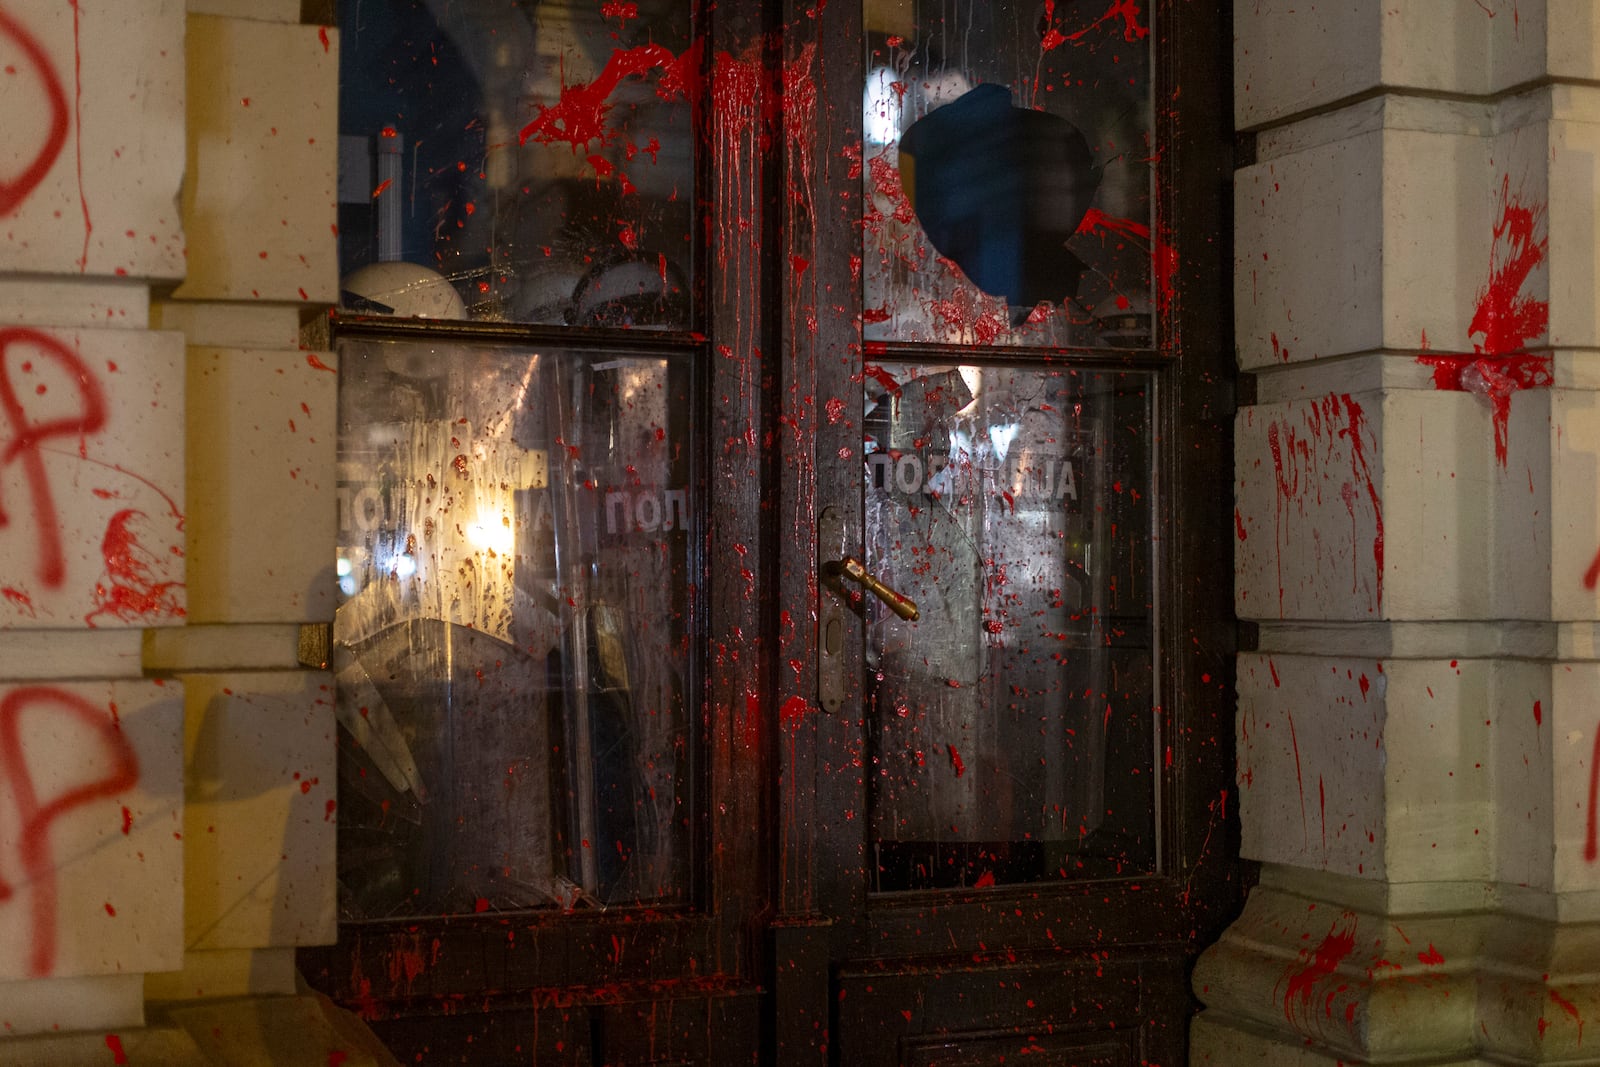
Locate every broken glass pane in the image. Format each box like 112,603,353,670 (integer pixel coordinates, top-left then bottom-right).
862,0,1155,347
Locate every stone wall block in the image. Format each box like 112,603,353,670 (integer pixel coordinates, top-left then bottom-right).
186,0,303,20
1236,654,1389,878
0,327,186,629
0,973,144,1038
1489,660,1555,889
0,679,184,983
1240,123,1496,370
1234,395,1384,621
1234,0,1381,131
0,1,185,281
1381,660,1496,883
185,347,336,623
1551,662,1600,892
181,671,336,950
1547,104,1600,349
1536,0,1600,83
1237,391,1491,622
1191,887,1476,1059
1236,130,1384,369
1501,388,1600,623
1384,127,1500,357
173,15,337,304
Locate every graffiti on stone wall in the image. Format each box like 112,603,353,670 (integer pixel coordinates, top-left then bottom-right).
0,327,184,626
0,686,139,977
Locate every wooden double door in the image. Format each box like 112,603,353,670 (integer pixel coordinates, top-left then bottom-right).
300,1,1238,1063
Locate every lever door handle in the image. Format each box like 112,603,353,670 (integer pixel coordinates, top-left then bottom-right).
827,556,920,622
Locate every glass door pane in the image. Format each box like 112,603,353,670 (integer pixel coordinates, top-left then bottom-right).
333,338,696,917
338,0,697,327
863,363,1156,891
862,0,1155,347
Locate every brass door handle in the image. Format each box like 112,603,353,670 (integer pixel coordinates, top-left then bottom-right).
827,556,920,622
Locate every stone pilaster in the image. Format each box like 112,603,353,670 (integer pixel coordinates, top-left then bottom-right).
0,2,381,1062
1196,2,1600,1062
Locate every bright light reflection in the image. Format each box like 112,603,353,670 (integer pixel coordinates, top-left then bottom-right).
989,422,1020,461
864,66,903,145
467,516,515,555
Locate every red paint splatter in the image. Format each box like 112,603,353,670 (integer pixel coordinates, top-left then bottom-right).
779,695,808,726
1067,0,1150,42
1282,916,1357,1027
1418,354,1552,466
1418,178,1551,465
324,798,337,822
1234,508,1247,541
518,42,703,161
1036,0,1062,50
305,353,336,373
1317,775,1328,856
1472,177,1548,356
600,2,639,21
1586,548,1600,590
1358,674,1370,700
1417,943,1444,966
947,743,965,778
103,901,115,916
84,510,185,626
371,178,392,198
1264,395,1383,614
69,0,90,272
1533,700,1542,727
0,687,140,976
105,1034,127,1064
973,870,995,888
1549,988,1584,1044
1340,395,1383,609
1076,207,1149,241
0,7,69,216
2,586,34,615
327,1053,349,1067
120,804,131,834
1286,710,1307,846
318,26,330,52
1585,726,1600,863
1269,659,1280,687
0,328,108,587
863,364,902,397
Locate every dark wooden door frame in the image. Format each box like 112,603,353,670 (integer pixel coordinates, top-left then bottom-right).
767,2,1240,1063
300,0,1238,1061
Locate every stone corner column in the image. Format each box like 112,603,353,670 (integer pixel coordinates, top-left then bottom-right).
1198,1,1600,1063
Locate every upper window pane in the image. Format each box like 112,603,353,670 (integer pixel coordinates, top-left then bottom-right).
337,1,696,327
862,0,1155,348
